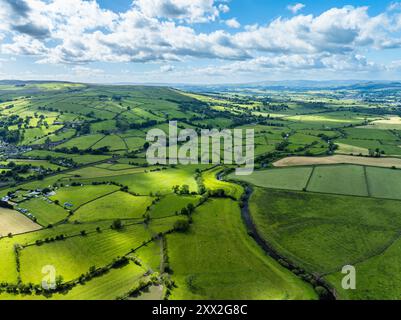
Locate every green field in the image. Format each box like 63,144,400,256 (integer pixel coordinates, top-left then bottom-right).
307,165,368,196
231,164,401,200
19,223,152,284
168,199,317,300
249,187,401,299
229,167,313,191
73,168,199,195
17,197,69,226
203,167,243,199
50,185,120,209
2,82,401,300
148,194,200,219
366,167,401,200
71,192,153,222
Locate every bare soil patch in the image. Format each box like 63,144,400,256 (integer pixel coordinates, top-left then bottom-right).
274,155,401,168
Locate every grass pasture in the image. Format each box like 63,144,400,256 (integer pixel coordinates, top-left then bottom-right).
366,167,401,200
73,168,198,195
19,223,152,284
71,192,153,222
50,185,120,210
148,194,200,219
17,197,69,226
168,199,317,300
249,188,401,277
52,262,147,300
229,167,313,191
307,165,368,197
203,167,243,199
56,134,104,150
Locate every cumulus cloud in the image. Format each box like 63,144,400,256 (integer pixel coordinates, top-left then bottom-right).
287,3,305,14
133,0,226,23
72,66,105,77
160,64,175,72
0,1,400,77
225,18,241,29
193,52,378,75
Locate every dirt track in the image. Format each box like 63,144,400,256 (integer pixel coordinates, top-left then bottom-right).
273,155,401,168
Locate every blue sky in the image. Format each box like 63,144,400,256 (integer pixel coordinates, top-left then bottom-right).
1,0,401,83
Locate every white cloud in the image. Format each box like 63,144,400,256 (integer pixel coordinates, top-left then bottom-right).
72,66,104,76
160,64,175,72
133,0,225,23
218,4,230,14
225,18,241,29
287,3,305,14
0,1,400,77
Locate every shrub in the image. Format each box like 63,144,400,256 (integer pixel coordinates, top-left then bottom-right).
174,219,190,233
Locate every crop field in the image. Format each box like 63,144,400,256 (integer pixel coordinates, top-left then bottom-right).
0,208,41,237
273,155,401,169
2,82,401,300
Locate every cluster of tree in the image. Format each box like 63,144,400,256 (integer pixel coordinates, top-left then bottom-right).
172,184,190,195
369,148,385,157
174,219,190,232
275,141,290,152
111,219,124,230
129,120,159,130
0,127,20,143
54,145,110,155
35,234,65,246
0,200,13,209
76,122,91,135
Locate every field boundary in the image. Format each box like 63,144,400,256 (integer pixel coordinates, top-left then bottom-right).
304,166,316,191
363,166,372,197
